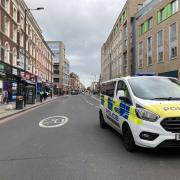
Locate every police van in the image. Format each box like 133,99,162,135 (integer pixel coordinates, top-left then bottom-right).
99,76,180,151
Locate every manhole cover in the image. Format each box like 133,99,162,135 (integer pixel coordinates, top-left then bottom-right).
39,116,69,128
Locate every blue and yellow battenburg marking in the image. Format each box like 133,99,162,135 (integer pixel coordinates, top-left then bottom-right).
101,94,142,125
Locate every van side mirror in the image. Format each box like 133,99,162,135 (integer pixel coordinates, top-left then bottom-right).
117,90,132,105
117,90,125,99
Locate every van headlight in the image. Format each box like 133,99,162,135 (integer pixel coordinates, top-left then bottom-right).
135,108,159,122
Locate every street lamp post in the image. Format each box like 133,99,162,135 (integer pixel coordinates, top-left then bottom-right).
24,7,44,72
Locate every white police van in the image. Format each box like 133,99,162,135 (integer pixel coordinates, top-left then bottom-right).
99,76,180,151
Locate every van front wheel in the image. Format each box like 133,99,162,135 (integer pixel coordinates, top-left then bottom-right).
122,124,136,152
99,111,107,129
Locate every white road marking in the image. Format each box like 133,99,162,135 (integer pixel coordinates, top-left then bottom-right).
81,96,94,106
90,95,100,102
39,116,69,128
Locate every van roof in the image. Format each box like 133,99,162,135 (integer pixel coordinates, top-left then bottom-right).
101,76,176,84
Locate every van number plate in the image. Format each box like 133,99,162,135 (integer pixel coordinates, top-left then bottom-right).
175,134,180,141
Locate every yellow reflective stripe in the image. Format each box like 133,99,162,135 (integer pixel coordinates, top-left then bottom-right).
104,96,108,108
128,106,143,125
113,99,120,115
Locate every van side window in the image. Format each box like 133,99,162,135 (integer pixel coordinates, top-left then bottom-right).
101,81,116,98
117,80,132,103
117,81,127,92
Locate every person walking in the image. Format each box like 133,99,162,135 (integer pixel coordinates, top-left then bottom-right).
43,90,47,101
40,90,44,103
3,90,9,104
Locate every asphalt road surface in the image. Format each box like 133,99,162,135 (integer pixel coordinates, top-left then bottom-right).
0,95,180,180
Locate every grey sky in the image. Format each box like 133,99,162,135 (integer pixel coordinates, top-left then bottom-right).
25,0,126,87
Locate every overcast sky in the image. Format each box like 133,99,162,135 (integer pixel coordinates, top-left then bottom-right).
25,0,126,87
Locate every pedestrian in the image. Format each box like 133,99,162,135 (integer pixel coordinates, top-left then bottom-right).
43,90,47,101
40,90,44,103
3,90,9,104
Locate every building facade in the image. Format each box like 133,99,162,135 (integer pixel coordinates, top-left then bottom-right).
101,0,146,82
63,58,70,93
0,0,53,101
101,0,180,81
69,72,80,91
47,41,70,95
135,0,180,78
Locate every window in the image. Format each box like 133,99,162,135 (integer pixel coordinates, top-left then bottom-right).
140,24,143,35
117,80,131,103
170,23,177,59
5,0,10,13
4,42,10,64
13,24,17,42
128,78,180,100
138,41,143,68
157,30,164,62
13,7,17,21
101,81,116,97
12,48,17,67
159,9,165,22
172,0,179,14
5,15,10,37
147,37,152,65
147,17,153,29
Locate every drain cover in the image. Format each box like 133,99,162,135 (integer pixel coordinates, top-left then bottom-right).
39,116,68,128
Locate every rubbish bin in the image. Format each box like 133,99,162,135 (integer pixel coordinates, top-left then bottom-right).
16,96,24,110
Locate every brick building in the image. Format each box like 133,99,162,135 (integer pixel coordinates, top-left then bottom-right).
101,0,145,82
135,0,180,78
0,0,53,101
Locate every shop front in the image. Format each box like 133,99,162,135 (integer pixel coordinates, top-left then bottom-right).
0,62,22,102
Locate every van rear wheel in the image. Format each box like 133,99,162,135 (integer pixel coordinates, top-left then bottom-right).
122,124,136,152
99,111,107,129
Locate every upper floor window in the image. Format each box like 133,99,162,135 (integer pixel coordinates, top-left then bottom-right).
172,0,179,14
147,37,152,65
147,17,153,29
13,7,17,21
138,41,143,68
157,30,164,62
170,22,178,59
5,0,10,13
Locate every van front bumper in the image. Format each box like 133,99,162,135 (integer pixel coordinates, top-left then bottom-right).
129,120,180,148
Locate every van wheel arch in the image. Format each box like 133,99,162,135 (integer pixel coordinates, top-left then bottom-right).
122,122,137,152
99,110,108,129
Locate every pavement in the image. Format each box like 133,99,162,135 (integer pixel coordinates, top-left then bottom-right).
0,96,58,120
0,95,180,180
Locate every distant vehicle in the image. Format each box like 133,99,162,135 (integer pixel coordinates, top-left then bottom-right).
99,76,180,152
71,90,79,95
